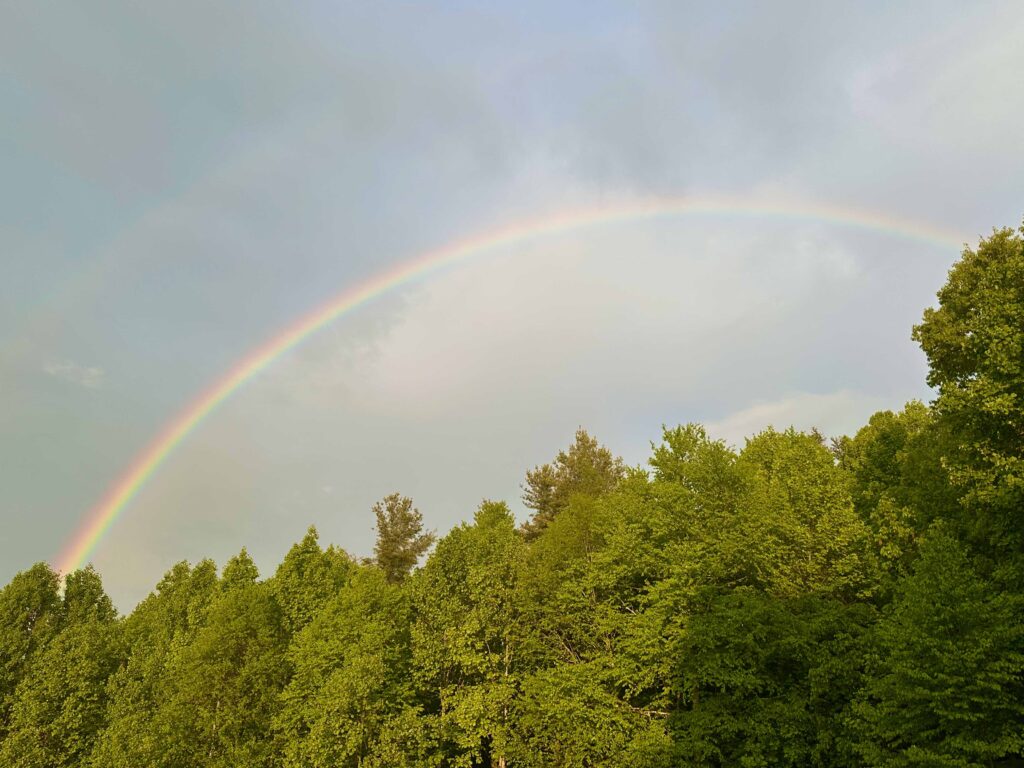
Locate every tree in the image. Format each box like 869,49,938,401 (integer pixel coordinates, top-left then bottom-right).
63,566,116,625
87,560,219,768
521,428,625,540
221,548,260,591
834,402,958,579
412,501,525,768
372,493,435,583
740,428,877,598
271,526,353,636
912,224,1024,561
849,528,1024,765
0,563,62,740
154,575,289,767
0,568,122,768
671,590,875,767
277,566,427,767
510,662,673,768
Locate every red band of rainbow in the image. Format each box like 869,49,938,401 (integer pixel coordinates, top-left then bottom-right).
53,195,966,574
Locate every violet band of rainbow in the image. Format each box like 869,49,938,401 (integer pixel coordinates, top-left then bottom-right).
53,195,966,574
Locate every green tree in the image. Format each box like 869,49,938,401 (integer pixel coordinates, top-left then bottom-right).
88,559,219,768
849,528,1024,765
672,590,874,767
913,224,1024,561
510,662,673,768
277,565,428,767
522,428,624,540
515,477,676,766
372,493,435,583
222,547,260,591
518,495,610,670
731,428,877,599
0,568,122,768
582,425,878,764
412,501,525,768
154,553,289,767
271,526,353,635
835,402,958,579
0,563,62,740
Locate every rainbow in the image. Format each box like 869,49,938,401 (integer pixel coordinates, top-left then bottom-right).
53,195,967,574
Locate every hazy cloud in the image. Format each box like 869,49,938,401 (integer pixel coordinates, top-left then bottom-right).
706,390,891,449
43,359,105,389
2,1,1021,607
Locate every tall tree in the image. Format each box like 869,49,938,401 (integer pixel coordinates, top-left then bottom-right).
834,402,958,579
849,528,1024,765
271,526,353,636
277,566,427,767
521,428,624,540
158,581,289,766
913,224,1024,563
372,493,435,583
730,428,876,599
412,501,525,768
88,560,219,768
0,563,62,740
0,568,121,768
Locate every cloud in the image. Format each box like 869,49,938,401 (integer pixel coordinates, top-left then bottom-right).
4,2,1020,609
705,390,891,449
43,359,105,389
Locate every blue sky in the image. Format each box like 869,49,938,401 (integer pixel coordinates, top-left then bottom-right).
3,1,1023,607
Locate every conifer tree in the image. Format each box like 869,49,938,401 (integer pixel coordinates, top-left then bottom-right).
521,428,624,540
372,493,435,583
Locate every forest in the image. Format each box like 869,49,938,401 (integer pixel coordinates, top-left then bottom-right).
1,224,1021,767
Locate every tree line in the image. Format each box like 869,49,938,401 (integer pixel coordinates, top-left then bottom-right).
1,224,1022,766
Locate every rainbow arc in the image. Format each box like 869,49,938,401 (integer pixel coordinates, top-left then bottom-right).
54,195,966,574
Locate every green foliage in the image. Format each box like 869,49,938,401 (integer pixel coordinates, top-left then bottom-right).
0,617,123,768
372,493,436,583
835,402,959,578
0,567,121,768
277,566,421,767
673,590,874,767
913,225,1024,559
412,501,525,767
156,579,289,767
63,566,116,625
522,428,624,540
2,218,1023,766
733,428,876,599
221,548,260,590
271,526,353,635
849,528,1024,765
510,662,673,768
87,559,220,768
0,563,62,740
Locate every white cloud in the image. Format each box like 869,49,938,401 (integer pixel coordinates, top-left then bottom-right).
43,359,105,389
9,2,1016,609
706,390,891,449
339,218,864,416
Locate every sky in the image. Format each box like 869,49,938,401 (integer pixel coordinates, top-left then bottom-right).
2,1,1023,608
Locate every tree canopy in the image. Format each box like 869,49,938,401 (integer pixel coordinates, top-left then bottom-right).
1,223,1022,766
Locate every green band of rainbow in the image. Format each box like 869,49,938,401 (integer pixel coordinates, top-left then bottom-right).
53,195,966,574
